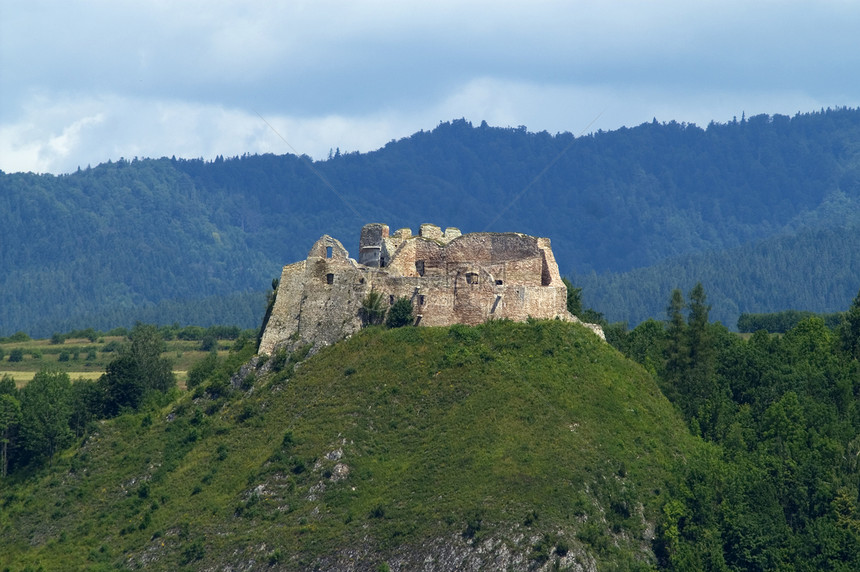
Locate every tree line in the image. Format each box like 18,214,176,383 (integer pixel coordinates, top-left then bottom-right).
3,108,860,336
595,283,860,569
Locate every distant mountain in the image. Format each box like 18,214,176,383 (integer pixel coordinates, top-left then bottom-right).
2,107,859,335
576,199,860,328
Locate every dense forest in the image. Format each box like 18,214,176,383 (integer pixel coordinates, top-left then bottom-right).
605,285,860,569
2,107,860,336
577,214,860,327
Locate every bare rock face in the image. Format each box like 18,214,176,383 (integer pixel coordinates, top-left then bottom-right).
258,224,604,355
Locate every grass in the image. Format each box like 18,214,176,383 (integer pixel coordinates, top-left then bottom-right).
0,320,701,570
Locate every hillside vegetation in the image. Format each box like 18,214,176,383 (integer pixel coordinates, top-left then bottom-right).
3,282,860,570
2,108,860,335
1,321,700,570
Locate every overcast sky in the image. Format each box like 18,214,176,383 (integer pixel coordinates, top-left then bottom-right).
2,0,858,174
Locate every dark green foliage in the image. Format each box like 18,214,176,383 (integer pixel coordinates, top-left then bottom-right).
199,334,217,352
841,288,860,360
0,393,21,477
620,287,860,570
0,374,15,395
578,219,860,329
360,290,387,326
8,348,24,362
4,109,860,337
738,309,845,333
463,510,483,539
384,297,413,328
186,350,218,389
68,379,102,437
180,540,204,565
18,370,72,463
100,324,175,416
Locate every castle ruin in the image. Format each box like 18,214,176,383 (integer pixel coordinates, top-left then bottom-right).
258,223,604,355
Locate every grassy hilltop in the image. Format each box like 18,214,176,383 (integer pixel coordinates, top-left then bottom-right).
1,320,703,571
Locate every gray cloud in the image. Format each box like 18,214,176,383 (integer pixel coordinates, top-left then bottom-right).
2,0,858,173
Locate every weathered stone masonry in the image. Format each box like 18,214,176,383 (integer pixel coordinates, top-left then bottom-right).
258,223,604,355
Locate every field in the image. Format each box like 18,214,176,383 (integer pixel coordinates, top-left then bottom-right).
0,335,232,389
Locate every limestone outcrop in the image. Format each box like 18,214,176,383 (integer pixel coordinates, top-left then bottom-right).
258,223,604,355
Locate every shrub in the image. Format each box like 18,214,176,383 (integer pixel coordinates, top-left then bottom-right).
187,351,218,389
369,504,386,519
200,334,217,352
8,349,24,362
180,540,204,564
385,297,414,328
270,348,289,372
101,340,122,353
463,510,483,539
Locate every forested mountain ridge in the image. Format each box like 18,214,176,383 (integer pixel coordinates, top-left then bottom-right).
578,210,860,327
2,107,860,336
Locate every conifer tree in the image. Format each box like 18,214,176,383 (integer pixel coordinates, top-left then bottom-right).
685,282,717,421
662,288,688,404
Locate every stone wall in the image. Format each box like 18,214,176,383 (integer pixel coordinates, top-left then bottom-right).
258,224,604,355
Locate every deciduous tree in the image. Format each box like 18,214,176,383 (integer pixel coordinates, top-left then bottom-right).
0,393,20,477
19,370,72,463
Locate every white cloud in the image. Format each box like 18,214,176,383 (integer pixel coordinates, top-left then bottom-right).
1,1,859,173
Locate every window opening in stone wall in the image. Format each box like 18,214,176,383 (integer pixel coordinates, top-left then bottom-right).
418,295,425,306
495,279,503,285
380,257,386,268
415,260,425,276
326,246,333,258
326,273,334,284
389,295,395,304
466,272,479,285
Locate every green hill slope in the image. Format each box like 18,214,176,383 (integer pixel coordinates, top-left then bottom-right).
0,321,703,570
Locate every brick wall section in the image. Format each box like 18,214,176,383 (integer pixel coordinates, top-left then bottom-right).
258,224,604,355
